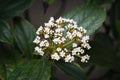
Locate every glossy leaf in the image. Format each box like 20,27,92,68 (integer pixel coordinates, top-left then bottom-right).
64,4,106,35
13,17,36,57
87,33,117,67
8,59,51,80
0,19,13,43
55,61,87,80
0,0,34,19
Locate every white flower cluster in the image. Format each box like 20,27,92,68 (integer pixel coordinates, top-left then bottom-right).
33,17,91,63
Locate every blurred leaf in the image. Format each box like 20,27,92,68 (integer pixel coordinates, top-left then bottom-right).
43,0,55,13
85,0,114,5
0,19,13,43
75,57,89,68
115,20,120,38
13,17,36,57
43,0,55,5
8,59,51,80
0,0,35,19
0,43,23,80
110,0,120,39
0,43,21,64
87,33,117,67
0,64,6,80
64,4,106,35
55,61,87,80
50,77,58,80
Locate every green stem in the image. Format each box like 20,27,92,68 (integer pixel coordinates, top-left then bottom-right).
63,39,75,48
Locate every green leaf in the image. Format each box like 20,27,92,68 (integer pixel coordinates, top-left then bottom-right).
0,43,19,64
13,17,36,57
64,4,106,35
0,19,13,43
8,59,51,80
0,64,6,80
0,43,23,80
43,0,55,5
85,0,114,5
110,0,120,39
87,33,117,67
50,77,58,80
75,57,89,68
55,61,87,80
0,0,35,19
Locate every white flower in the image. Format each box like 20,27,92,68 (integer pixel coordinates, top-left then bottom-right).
66,31,73,39
33,36,40,44
72,47,85,55
39,40,49,47
80,49,84,54
34,17,91,63
72,50,77,55
81,43,91,50
44,40,49,47
72,43,77,48
72,30,78,37
51,53,60,61
56,47,62,52
53,37,64,44
81,55,90,63
49,30,54,34
35,47,44,56
44,34,49,38
65,54,74,62
54,32,63,37
74,47,81,52
61,37,66,43
36,26,43,35
60,50,66,57
64,48,68,52
69,56,75,62
77,32,82,38
55,27,64,33
56,17,63,24
78,27,87,33
44,27,50,34
49,17,54,22
81,35,89,43
53,37,60,44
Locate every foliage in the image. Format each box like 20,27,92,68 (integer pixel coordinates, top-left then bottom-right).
0,0,120,80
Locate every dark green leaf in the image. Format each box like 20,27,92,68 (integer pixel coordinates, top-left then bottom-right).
0,43,21,64
50,77,58,80
87,33,117,67
55,61,87,80
0,0,35,19
75,57,89,68
110,0,120,39
0,64,6,80
64,4,106,35
0,43,23,80
85,0,114,5
13,17,36,57
43,0,55,5
0,19,13,43
8,59,51,80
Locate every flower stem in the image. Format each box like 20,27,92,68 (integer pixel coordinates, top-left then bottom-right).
63,39,75,48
